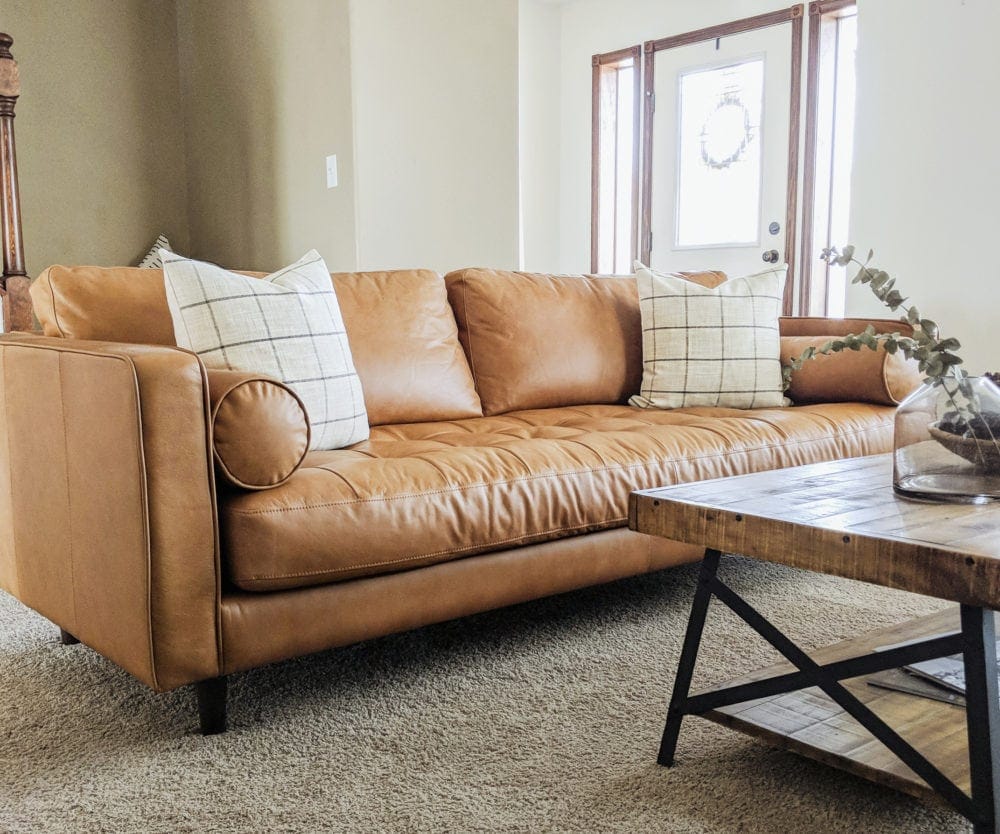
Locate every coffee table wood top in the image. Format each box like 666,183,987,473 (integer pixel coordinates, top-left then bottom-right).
629,454,1000,610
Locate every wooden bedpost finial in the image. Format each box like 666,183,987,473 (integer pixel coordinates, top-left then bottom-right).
0,32,33,332
0,33,20,104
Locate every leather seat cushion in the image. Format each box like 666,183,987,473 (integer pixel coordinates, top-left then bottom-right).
220,402,896,591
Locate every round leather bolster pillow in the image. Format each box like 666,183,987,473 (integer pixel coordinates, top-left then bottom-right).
206,369,310,490
781,335,923,406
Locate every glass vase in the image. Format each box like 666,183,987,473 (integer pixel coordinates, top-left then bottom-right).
894,375,1000,503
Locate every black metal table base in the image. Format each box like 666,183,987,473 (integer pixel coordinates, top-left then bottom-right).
660,549,1000,833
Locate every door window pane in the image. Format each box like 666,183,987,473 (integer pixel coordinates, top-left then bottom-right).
675,58,764,247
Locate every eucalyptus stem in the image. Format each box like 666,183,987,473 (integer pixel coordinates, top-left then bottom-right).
783,245,1000,466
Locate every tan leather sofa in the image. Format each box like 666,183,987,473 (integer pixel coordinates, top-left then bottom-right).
0,265,919,733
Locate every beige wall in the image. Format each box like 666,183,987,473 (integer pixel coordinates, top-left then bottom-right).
176,0,357,273
5,0,189,278
518,0,562,273
349,0,519,273
849,0,1000,375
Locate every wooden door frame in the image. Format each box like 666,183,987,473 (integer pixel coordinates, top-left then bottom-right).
798,0,857,315
590,45,642,274
639,5,804,315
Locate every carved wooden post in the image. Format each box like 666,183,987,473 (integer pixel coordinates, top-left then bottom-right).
0,34,32,333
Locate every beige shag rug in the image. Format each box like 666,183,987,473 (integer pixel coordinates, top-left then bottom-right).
0,556,972,833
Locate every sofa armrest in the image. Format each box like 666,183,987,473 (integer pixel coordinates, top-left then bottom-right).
778,315,913,338
0,334,220,691
779,317,921,405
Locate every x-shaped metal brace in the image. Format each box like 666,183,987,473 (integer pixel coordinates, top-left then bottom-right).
659,549,1000,832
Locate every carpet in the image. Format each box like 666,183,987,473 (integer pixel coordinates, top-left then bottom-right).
0,556,972,833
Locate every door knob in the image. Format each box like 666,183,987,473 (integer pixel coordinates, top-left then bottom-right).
762,249,779,263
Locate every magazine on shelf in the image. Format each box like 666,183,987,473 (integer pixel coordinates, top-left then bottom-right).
867,668,965,706
905,651,1000,695
866,616,1000,703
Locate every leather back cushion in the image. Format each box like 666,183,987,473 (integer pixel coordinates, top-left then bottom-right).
31,265,481,425
331,270,481,424
32,265,180,345
443,268,727,415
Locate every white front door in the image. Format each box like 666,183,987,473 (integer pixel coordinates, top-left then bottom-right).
646,23,794,288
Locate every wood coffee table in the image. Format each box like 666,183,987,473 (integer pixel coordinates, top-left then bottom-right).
629,454,1000,833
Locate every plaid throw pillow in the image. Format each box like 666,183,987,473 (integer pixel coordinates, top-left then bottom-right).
163,249,369,450
630,263,788,410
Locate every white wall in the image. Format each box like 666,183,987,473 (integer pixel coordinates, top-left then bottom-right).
849,0,1000,374
518,0,562,272
555,0,787,274
349,0,519,273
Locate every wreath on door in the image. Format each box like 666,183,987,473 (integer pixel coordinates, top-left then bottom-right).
699,90,755,170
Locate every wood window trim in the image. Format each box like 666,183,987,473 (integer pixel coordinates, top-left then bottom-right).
639,5,804,316
798,0,857,316
590,45,641,274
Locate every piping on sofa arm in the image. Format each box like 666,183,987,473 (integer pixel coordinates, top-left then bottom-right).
0,333,222,692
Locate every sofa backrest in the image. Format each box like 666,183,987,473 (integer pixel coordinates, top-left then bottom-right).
30,265,481,426
31,263,909,424
443,268,727,416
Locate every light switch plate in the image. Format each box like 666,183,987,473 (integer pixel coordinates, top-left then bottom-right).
326,155,338,189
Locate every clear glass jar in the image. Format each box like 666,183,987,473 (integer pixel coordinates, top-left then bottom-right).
894,375,1000,503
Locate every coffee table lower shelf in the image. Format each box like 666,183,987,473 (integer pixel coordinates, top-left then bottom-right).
695,607,968,803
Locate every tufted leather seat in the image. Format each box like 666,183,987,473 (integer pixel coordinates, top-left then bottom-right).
221,402,894,591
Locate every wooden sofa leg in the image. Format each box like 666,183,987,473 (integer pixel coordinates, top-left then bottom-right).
195,676,228,735
59,628,79,645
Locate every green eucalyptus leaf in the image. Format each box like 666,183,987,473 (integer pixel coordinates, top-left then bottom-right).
925,355,945,377
794,244,966,385
885,289,907,310
870,271,891,290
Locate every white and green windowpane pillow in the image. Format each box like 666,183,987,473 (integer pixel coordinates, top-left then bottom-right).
162,249,369,450
630,263,788,410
